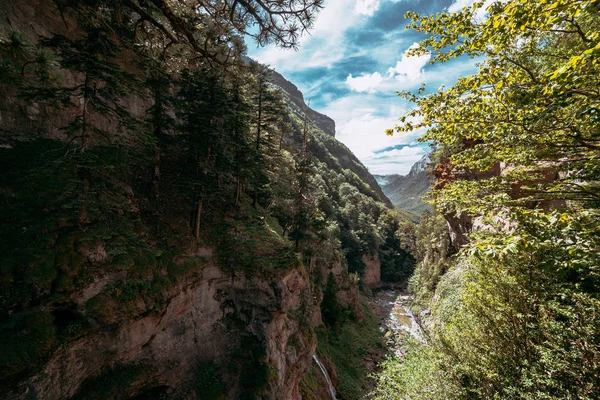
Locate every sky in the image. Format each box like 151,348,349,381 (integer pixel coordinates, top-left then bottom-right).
247,0,481,175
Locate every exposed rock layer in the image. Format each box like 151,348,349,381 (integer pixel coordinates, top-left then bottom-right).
4,264,315,399
361,254,382,289
270,70,336,137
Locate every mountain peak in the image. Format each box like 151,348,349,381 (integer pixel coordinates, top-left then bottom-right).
408,153,430,177
376,154,431,215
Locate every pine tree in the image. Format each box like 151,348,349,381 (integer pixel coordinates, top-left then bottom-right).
145,67,175,199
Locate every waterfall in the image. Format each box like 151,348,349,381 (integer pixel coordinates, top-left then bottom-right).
313,354,337,400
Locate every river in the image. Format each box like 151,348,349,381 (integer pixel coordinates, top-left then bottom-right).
313,289,423,399
371,289,423,356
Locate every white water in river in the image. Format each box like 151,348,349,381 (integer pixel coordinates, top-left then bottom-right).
373,290,423,356
313,354,337,400
312,291,421,399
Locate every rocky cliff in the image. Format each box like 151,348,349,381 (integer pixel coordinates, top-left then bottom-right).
361,254,381,289
4,262,314,399
270,71,393,208
270,71,336,137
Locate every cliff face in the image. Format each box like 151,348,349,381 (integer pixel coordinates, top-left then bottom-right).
0,2,399,398
433,156,564,251
361,254,381,289
3,258,315,400
270,70,336,137
270,71,392,208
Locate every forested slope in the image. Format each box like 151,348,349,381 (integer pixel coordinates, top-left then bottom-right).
0,0,413,398
374,0,600,398
374,154,431,216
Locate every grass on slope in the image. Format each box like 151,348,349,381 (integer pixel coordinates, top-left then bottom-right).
316,299,385,399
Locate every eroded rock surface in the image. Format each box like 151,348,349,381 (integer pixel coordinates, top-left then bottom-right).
5,264,316,400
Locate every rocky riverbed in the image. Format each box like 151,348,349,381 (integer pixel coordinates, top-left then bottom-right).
370,290,423,356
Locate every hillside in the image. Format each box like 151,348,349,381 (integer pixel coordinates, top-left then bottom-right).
270,70,393,209
0,1,413,398
372,1,600,399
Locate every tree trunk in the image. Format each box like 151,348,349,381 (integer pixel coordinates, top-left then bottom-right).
152,146,161,198
81,72,91,151
79,177,91,225
194,198,203,238
256,85,263,151
253,186,258,209
253,85,261,211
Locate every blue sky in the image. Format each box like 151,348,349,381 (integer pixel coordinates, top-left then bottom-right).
248,0,481,175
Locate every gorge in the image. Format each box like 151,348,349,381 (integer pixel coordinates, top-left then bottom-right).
0,0,414,398
2,0,600,399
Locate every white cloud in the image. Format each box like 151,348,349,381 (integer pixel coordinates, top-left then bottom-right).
448,0,506,21
250,0,367,70
365,145,427,174
448,0,476,13
344,43,432,93
346,72,384,93
387,43,431,83
373,146,425,159
250,0,405,70
317,94,427,174
247,0,479,175
336,113,405,159
354,0,380,16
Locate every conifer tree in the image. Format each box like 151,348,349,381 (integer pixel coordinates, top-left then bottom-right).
37,26,139,150
145,67,175,199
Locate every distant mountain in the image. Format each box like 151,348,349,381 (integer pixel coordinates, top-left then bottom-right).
374,154,432,215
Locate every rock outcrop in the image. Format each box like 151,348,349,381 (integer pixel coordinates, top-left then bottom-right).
317,258,365,323
361,254,381,289
0,0,151,144
434,157,564,250
270,70,336,137
3,263,315,400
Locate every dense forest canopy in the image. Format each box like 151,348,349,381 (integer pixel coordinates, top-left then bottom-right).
376,0,600,398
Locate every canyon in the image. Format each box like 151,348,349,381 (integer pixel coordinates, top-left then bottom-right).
0,1,412,398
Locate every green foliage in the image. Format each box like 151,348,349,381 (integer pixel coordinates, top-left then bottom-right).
230,335,271,400
0,140,151,310
378,1,600,397
408,211,454,303
436,210,600,399
216,205,299,275
72,363,152,400
376,212,600,399
378,211,416,282
299,365,322,400
390,0,600,212
372,336,466,400
316,300,385,399
320,273,346,326
0,1,411,395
